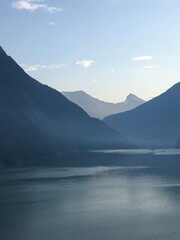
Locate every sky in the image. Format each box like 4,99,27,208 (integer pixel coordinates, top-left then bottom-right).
1,0,180,102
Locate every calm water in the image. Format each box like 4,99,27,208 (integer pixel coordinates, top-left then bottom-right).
1,150,180,240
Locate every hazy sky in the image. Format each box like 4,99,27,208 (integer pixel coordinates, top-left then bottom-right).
1,0,180,102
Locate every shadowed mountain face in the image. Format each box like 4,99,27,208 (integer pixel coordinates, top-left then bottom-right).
104,83,180,148
62,91,145,119
0,46,132,166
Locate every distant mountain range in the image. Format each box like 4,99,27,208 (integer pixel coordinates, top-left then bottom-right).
0,46,132,166
62,91,145,119
104,83,180,148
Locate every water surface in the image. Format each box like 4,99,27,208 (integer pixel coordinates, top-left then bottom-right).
1,150,180,240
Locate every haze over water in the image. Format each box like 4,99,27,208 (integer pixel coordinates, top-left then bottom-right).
1,150,180,240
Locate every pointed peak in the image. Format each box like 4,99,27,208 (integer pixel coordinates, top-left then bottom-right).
127,93,136,98
125,93,145,102
126,93,138,100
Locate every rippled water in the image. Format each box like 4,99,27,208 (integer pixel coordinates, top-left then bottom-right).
1,150,180,240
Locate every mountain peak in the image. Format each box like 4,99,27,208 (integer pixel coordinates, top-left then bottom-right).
104,82,180,148
126,93,143,102
0,47,132,165
127,93,136,98
62,90,94,99
73,90,86,95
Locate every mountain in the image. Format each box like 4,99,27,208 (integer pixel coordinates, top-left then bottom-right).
62,91,145,119
104,83,180,148
0,46,133,166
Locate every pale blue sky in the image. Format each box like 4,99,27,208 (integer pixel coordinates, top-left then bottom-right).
1,0,180,102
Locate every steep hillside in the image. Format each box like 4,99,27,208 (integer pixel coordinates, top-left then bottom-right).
0,46,132,165
104,83,180,148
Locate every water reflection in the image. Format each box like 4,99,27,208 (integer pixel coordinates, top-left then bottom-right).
1,152,180,240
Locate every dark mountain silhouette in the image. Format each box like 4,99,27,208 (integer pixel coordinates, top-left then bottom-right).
104,83,180,148
0,46,132,166
62,91,145,119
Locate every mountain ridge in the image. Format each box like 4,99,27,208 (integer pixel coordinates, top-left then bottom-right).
62,90,145,119
0,46,132,166
104,82,180,148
